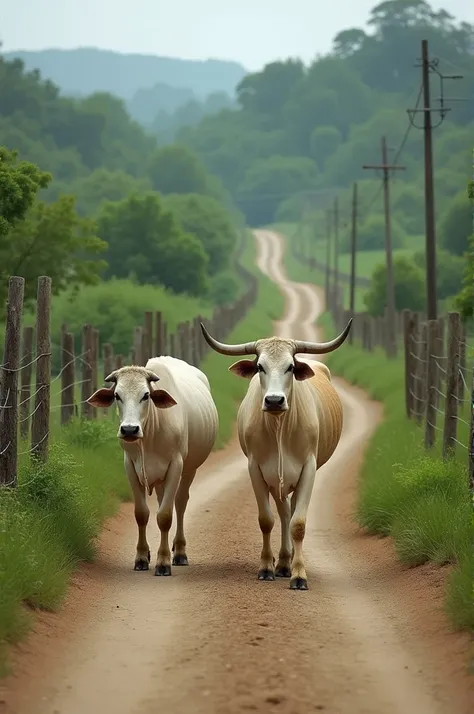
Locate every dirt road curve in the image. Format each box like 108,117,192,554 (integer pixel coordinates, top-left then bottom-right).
2,231,472,714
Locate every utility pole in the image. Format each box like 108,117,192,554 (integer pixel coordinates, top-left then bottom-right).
333,197,339,313
421,39,437,320
407,39,463,321
363,136,405,358
325,208,331,309
349,182,358,344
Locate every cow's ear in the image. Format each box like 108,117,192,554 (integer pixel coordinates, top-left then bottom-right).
87,388,115,408
150,388,177,409
293,358,314,381
229,359,257,379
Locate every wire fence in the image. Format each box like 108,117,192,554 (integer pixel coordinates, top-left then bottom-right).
325,287,473,470
0,260,258,488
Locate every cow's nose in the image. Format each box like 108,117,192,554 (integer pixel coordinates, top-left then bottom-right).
120,425,140,437
264,395,285,408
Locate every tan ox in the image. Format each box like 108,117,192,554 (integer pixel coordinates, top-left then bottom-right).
201,321,352,590
87,357,218,576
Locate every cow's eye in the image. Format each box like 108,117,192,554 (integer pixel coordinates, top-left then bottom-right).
257,363,265,374
114,393,121,402
142,392,150,401
287,364,294,373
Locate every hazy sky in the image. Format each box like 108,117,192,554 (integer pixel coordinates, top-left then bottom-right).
2,0,473,70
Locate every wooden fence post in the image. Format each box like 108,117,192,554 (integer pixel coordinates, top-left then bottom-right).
20,325,34,440
469,365,474,494
134,327,143,366
31,276,51,461
402,309,413,419
81,324,94,420
169,332,176,358
424,320,438,449
413,317,425,426
61,331,76,426
154,312,163,357
90,328,99,420
103,343,114,381
144,311,153,363
458,322,466,403
0,277,25,486
442,312,461,459
115,354,123,370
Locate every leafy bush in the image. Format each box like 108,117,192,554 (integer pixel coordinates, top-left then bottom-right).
364,256,425,316
439,189,472,256
164,192,237,274
413,248,464,300
97,191,209,297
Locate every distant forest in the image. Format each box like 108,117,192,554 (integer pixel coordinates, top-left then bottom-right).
1,0,473,321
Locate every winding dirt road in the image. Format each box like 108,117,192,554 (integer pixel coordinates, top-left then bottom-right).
2,231,472,714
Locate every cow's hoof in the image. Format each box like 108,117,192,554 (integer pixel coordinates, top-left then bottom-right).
275,566,291,578
258,569,275,581
154,564,172,576
290,577,308,590
172,554,189,566
134,559,149,571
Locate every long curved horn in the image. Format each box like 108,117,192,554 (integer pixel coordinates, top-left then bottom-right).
293,319,353,354
200,322,257,357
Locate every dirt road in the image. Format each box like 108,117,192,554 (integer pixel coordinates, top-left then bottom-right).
2,231,472,714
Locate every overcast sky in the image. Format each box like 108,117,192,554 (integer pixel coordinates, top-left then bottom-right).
2,0,473,70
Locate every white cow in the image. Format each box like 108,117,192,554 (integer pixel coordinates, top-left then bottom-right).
87,356,218,575
201,321,352,590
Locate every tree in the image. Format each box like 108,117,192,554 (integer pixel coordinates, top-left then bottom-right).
97,192,209,296
413,249,464,300
309,126,342,170
364,256,425,316
69,168,152,216
237,155,319,226
163,193,236,274
147,144,222,199
0,194,107,310
454,179,474,321
439,189,472,256
0,146,51,235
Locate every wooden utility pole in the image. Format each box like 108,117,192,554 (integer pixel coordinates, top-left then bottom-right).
420,39,437,320
333,197,339,311
325,208,331,309
407,41,463,319
349,182,358,344
363,137,405,358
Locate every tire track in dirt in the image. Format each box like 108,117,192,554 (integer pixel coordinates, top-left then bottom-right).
1,230,470,714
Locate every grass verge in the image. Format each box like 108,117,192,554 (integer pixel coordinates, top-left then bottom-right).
319,311,473,633
0,230,284,674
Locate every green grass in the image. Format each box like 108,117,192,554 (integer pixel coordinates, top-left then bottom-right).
318,311,473,632
0,419,127,675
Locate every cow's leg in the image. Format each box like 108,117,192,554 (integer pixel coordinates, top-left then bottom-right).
172,469,195,566
249,460,275,581
154,456,183,576
288,456,316,590
273,495,292,578
125,458,150,571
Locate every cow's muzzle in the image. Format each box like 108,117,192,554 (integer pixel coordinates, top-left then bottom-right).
119,424,142,442
263,394,287,413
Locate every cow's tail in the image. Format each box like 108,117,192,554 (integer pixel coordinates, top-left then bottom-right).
276,419,284,502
